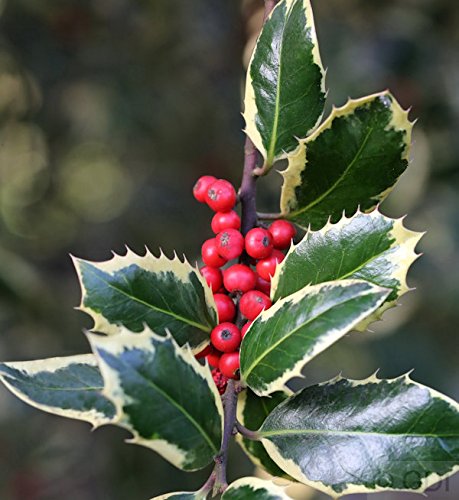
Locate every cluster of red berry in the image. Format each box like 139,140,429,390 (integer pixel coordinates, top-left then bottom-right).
193,175,296,394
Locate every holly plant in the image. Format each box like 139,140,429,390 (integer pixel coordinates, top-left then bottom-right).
1,1,459,499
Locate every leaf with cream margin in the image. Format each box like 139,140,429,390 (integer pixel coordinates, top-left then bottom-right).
88,326,223,471
271,210,423,330
0,354,115,427
222,477,291,499
260,374,459,496
244,0,326,170
73,248,217,352
280,91,414,230
240,280,390,396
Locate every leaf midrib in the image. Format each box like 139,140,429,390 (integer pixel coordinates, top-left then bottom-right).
243,286,380,380
288,126,374,218
260,428,459,439
84,264,210,332
266,0,295,165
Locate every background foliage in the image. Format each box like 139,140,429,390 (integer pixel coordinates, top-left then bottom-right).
0,0,458,498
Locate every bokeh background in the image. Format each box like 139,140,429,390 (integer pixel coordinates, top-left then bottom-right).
0,0,458,498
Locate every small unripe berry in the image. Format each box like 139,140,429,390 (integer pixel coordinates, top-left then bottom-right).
223,264,256,293
211,323,241,352
239,290,272,320
195,345,212,359
256,249,285,281
205,179,237,212
200,266,223,292
214,293,236,323
193,175,216,203
216,229,244,260
245,228,273,259
219,352,240,379
212,368,229,395
241,321,252,338
202,238,227,268
206,347,222,368
255,275,271,296
269,220,297,249
211,210,241,234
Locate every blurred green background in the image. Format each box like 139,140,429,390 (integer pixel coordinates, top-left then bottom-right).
0,0,457,498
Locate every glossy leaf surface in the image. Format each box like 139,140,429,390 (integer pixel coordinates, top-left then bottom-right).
0,354,115,426
89,327,223,471
260,375,459,496
244,0,326,168
74,249,217,351
271,210,422,328
240,280,389,396
281,92,413,229
222,477,290,500
237,389,290,477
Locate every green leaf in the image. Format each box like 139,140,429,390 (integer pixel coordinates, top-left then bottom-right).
281,92,414,230
271,210,423,329
240,280,389,396
151,493,204,500
244,0,326,169
222,477,290,500
260,374,459,496
0,354,115,427
88,326,223,471
73,249,217,351
237,389,291,478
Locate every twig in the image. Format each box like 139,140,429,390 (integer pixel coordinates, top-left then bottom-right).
257,211,283,220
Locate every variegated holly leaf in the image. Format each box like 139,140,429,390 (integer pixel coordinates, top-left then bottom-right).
281,92,414,230
260,374,459,496
73,249,217,352
151,493,204,500
271,210,423,329
88,326,223,471
244,0,326,170
0,354,115,427
240,280,389,396
222,477,290,500
237,389,291,478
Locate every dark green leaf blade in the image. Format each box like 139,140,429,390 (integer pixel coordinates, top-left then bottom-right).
74,249,217,351
240,280,389,396
244,0,326,168
222,477,290,500
260,375,459,496
271,210,423,329
281,92,413,229
237,389,291,478
0,354,115,426
89,327,223,471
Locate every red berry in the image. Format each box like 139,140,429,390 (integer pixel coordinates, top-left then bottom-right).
205,179,237,212
211,323,241,353
255,275,271,296
223,264,256,293
245,228,273,259
212,368,229,395
219,352,240,379
211,210,241,234
200,266,223,292
256,249,285,281
206,347,222,368
193,175,216,203
269,220,297,249
214,293,236,323
241,321,252,338
202,238,227,268
239,290,272,320
195,345,212,359
216,229,244,260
